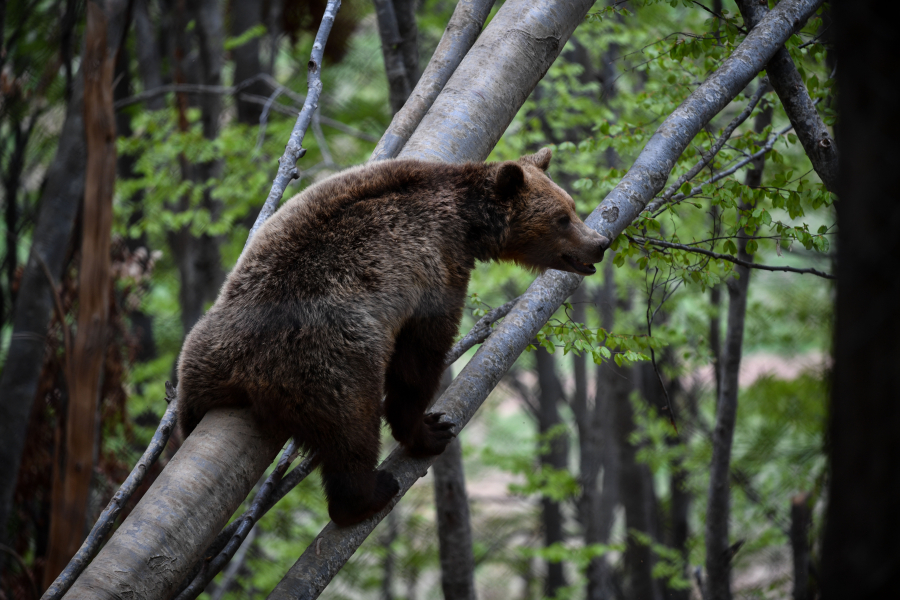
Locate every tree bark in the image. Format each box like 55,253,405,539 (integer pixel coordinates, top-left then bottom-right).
589,260,621,600
370,0,495,160
734,0,838,192
790,493,811,600
821,1,900,596
433,438,477,600
168,0,225,337
535,348,568,597
62,409,284,599
44,1,120,585
133,0,164,110
433,369,477,600
617,366,661,600
231,0,267,124
373,0,415,114
570,287,606,600
704,94,772,600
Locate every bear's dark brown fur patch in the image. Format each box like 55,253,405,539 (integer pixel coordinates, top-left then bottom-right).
177,148,608,526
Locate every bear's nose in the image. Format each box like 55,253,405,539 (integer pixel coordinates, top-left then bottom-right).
598,234,610,250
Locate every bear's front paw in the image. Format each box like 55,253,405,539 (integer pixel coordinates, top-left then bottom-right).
407,412,456,457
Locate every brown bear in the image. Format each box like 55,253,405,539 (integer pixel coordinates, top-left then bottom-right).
177,148,608,526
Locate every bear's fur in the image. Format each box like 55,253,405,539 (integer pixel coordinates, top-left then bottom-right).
177,148,608,526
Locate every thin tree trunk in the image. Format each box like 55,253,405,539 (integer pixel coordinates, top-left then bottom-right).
790,493,811,600
392,0,419,89
44,0,120,586
433,368,477,600
434,438,477,600
616,365,662,600
133,0,164,110
571,286,604,599
821,1,900,596
590,258,621,599
704,92,772,600
373,0,415,114
380,509,398,600
168,0,225,337
231,0,267,124
535,347,568,598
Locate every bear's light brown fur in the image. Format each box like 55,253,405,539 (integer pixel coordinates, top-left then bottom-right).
177,148,608,526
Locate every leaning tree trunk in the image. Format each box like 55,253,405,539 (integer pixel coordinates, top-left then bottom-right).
59,1,826,597
821,0,900,596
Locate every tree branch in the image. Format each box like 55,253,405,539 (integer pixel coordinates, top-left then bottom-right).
246,0,341,243
629,235,835,279
651,121,795,218
735,0,838,192
646,80,769,214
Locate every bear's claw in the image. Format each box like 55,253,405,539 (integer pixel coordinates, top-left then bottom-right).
408,412,456,456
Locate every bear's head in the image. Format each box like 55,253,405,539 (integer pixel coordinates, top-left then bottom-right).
496,148,610,275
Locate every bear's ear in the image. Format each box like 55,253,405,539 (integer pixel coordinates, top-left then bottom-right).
495,162,525,201
520,147,552,171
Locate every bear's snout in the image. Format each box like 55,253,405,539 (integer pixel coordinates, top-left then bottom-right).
557,228,606,275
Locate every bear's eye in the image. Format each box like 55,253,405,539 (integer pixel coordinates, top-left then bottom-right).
558,215,571,228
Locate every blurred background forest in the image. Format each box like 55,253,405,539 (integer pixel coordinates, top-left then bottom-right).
0,0,839,598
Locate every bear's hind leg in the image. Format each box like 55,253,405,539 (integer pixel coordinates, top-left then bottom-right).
384,317,457,457
318,411,399,527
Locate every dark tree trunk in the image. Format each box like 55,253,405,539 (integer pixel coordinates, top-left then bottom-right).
535,347,568,597
571,287,603,599
114,25,157,362
616,366,662,600
589,257,622,600
821,1,900,597
704,94,772,600
373,0,418,114
133,0,164,110
44,0,121,585
434,437,477,600
167,0,225,338
0,40,86,558
790,493,811,600
231,0,268,124
433,368,477,600
392,0,419,87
